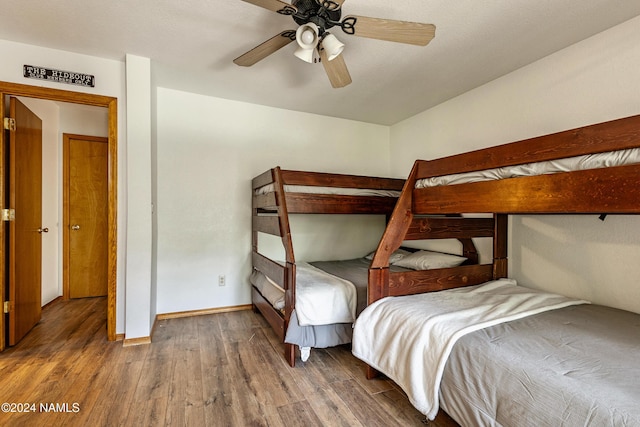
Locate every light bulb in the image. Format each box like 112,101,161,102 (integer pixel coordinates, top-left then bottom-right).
301,29,315,45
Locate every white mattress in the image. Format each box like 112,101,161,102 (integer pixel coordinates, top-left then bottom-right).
416,147,640,188
255,183,401,197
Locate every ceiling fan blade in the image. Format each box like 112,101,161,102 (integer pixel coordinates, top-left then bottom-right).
343,15,435,46
240,0,297,15
234,31,296,67
320,49,352,88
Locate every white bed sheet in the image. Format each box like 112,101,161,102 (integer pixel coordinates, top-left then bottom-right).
255,183,401,197
295,262,356,326
416,147,640,188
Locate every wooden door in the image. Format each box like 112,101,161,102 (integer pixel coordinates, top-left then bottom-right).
8,97,43,345
64,134,108,298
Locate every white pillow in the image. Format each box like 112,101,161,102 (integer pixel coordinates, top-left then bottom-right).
365,248,412,264
392,250,467,270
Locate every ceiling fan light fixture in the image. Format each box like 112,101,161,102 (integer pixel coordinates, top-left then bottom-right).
321,33,344,61
294,22,319,63
235,0,436,88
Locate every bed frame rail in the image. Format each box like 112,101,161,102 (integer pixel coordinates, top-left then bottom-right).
285,193,399,214
414,164,640,214
404,216,494,240
369,264,495,304
279,169,405,190
252,251,286,287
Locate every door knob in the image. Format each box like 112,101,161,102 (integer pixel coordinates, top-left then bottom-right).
38,227,49,233
71,224,80,231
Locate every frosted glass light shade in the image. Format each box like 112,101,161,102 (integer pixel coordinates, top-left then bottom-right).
322,33,344,61
294,46,315,63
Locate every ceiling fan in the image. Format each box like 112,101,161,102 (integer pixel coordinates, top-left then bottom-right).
233,0,436,88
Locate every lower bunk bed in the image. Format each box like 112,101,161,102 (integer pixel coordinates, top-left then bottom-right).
353,113,640,425
251,253,412,360
252,247,472,362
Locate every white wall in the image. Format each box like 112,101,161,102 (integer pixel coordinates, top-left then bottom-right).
58,103,108,137
390,16,640,313
155,88,391,314
0,39,128,333
125,55,153,338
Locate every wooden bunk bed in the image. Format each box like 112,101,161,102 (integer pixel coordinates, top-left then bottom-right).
353,114,640,425
251,167,486,367
252,167,403,367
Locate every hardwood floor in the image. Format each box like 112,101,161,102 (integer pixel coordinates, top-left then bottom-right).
0,297,459,427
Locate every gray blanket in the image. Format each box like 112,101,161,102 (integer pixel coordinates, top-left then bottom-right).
440,303,640,426
311,257,409,315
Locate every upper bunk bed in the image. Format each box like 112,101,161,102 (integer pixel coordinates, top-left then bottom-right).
355,113,640,425
368,113,640,303
251,167,489,367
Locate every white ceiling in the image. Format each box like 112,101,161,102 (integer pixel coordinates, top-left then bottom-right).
2,1,640,125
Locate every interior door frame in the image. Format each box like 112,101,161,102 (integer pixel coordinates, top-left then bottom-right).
0,81,118,350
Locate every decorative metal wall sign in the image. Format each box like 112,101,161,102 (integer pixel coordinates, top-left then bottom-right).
23,65,95,87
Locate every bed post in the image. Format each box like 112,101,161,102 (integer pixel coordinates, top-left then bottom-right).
273,167,298,367
493,214,508,279
284,262,296,367
365,163,418,378
252,184,259,313
368,268,389,305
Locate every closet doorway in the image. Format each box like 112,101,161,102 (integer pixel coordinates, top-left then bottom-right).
63,134,109,299
0,81,118,351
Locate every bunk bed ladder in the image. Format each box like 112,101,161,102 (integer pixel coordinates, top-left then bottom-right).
369,162,425,304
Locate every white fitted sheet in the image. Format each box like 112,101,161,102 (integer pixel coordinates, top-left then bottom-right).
416,148,640,188
255,183,401,197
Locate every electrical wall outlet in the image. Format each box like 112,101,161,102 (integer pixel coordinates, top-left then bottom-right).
218,275,226,286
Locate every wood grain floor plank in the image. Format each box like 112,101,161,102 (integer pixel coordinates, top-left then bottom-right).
330,378,422,427
83,358,146,426
166,316,206,427
372,387,432,426
276,400,326,427
326,344,397,395
305,387,365,427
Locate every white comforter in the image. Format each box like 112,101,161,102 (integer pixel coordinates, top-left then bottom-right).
295,262,357,326
352,279,588,420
